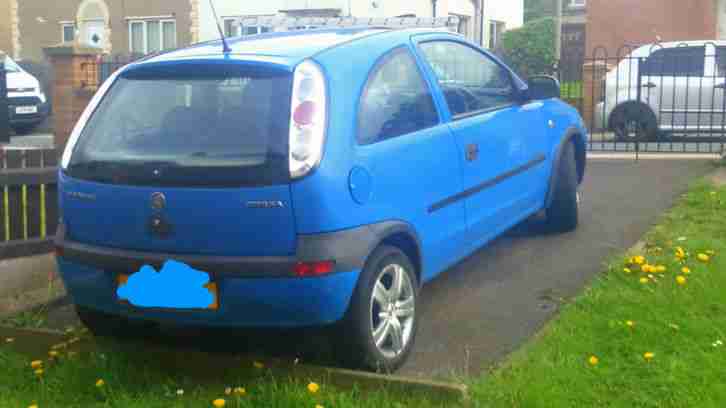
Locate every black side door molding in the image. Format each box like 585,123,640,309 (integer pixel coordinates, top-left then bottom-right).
428,154,547,213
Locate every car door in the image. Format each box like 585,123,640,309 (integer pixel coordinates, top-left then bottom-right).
641,46,707,132
415,38,549,250
354,46,468,281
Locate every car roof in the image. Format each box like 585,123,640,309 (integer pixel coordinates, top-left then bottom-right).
138,27,459,68
631,40,726,56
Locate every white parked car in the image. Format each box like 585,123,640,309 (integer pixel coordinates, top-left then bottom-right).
595,41,726,141
4,55,50,134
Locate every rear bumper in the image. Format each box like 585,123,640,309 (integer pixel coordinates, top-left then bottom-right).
53,222,392,327
57,257,360,327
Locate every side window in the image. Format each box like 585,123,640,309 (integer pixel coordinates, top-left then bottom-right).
643,47,706,77
357,48,439,145
716,47,726,77
418,41,515,118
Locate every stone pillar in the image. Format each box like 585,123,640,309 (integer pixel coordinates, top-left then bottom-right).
43,44,102,151
582,61,612,129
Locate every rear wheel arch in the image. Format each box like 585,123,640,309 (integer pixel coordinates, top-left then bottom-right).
367,222,422,286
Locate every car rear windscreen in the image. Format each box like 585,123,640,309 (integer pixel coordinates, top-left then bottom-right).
66,67,292,187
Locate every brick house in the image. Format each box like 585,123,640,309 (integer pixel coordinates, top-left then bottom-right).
0,0,194,62
587,0,726,58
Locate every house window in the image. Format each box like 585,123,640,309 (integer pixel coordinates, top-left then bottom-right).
488,21,505,50
62,23,76,43
569,0,586,8
223,18,272,37
128,19,177,54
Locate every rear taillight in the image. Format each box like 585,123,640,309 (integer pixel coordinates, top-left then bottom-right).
289,60,327,179
293,260,335,277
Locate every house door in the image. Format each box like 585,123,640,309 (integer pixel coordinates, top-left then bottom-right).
83,20,106,49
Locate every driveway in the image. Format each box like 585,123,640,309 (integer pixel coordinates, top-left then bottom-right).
8,159,712,379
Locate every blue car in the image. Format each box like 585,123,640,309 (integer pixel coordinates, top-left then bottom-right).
55,27,587,371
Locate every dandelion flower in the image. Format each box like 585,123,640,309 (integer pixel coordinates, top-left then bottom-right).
176,389,184,396
28,405,38,408
681,267,691,274
225,387,232,396
588,355,599,366
641,264,652,273
307,382,320,393
626,320,635,327
30,360,43,369
34,369,44,376
212,398,226,408
633,255,646,265
655,265,666,273
643,352,655,361
698,253,710,262
675,247,686,260
48,351,59,358
253,361,264,369
233,387,246,396
676,275,687,285
623,267,632,274
316,405,324,408
639,277,649,284
95,379,105,388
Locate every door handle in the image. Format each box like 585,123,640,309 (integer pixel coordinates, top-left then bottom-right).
715,83,726,89
465,143,479,162
642,82,657,89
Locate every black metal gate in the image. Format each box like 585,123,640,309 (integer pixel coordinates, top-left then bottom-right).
557,43,726,154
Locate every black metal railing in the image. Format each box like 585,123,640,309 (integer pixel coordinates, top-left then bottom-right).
0,148,58,259
556,43,726,154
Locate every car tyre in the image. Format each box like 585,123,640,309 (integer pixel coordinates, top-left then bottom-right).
611,103,658,142
338,245,418,373
75,306,153,339
545,142,579,233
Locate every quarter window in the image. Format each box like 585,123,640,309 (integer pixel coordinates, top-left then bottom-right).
716,47,726,77
643,47,706,77
419,41,516,118
357,48,439,145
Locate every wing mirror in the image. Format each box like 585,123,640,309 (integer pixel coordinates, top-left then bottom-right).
524,75,561,100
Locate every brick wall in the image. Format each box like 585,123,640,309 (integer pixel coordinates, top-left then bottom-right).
587,0,718,57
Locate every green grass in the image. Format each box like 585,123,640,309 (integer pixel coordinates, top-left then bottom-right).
470,182,726,407
0,338,446,408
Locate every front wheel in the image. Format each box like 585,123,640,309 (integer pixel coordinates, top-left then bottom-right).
545,142,580,233
611,104,658,142
338,246,418,373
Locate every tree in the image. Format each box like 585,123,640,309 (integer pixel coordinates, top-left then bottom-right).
495,17,556,79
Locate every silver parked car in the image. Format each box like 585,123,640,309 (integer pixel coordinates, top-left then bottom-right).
595,41,726,141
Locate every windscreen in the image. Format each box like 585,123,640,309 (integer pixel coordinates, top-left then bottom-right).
3,56,21,72
66,69,292,187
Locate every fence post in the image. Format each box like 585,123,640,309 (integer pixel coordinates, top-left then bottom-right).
42,44,103,153
0,52,9,144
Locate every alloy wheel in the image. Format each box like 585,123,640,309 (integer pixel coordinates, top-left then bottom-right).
369,263,416,359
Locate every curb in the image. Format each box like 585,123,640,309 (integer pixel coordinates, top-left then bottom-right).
587,153,721,160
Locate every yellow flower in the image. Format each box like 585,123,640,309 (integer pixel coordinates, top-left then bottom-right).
641,264,652,273
316,405,324,408
224,387,232,396
233,387,246,396
623,267,632,274
681,266,691,274
30,360,43,369
212,399,226,408
34,369,44,376
95,379,105,388
706,250,716,256
633,255,646,265
253,361,264,369
676,275,687,285
675,247,686,259
307,382,320,394
643,352,655,361
48,351,59,358
28,405,38,408
698,253,710,262
655,265,666,273
626,320,635,327
639,277,649,284
588,355,599,366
